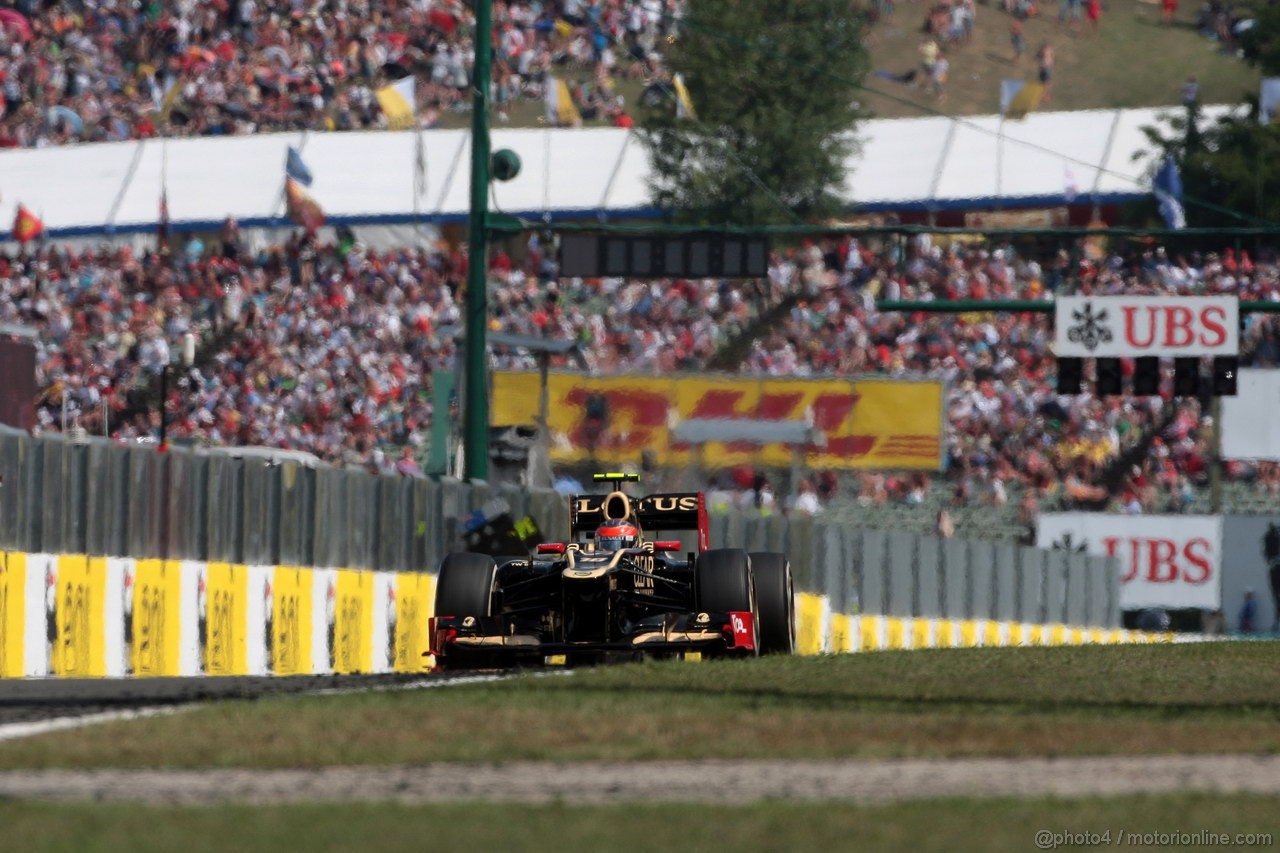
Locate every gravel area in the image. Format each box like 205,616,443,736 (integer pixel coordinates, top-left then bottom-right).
1,755,1278,805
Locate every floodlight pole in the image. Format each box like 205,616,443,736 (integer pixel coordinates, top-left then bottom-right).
463,0,494,482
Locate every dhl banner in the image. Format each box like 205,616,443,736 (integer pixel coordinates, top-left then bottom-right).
491,372,945,470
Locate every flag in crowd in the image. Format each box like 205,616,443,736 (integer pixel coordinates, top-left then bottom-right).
1152,155,1186,230
12,205,42,243
673,73,697,121
1260,78,1280,125
286,145,314,186
158,74,183,121
544,76,582,127
376,76,417,130
1000,79,1042,120
285,178,324,232
157,186,169,243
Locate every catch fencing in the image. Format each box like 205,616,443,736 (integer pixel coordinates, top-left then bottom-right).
0,431,1119,629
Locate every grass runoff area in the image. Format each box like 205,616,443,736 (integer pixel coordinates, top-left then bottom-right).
1,643,1278,768
858,0,1260,118
435,0,1259,131
1,794,1276,853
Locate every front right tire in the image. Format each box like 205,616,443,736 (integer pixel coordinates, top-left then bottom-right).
695,548,759,657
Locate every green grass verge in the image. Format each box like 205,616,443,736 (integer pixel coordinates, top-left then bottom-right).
2,794,1276,853
2,643,1278,769
859,0,1260,118
440,1,1259,130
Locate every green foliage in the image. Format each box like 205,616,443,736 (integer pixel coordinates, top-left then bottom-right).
1241,4,1280,75
1139,105,1280,226
638,0,870,225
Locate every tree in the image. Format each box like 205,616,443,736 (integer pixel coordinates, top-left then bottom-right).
638,0,870,226
1139,105,1280,227
1241,4,1280,75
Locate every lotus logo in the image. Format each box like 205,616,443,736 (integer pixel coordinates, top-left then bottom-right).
1066,302,1113,352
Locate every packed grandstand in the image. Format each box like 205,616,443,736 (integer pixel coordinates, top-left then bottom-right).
0,0,668,148
10,229,1280,538
1,0,1277,543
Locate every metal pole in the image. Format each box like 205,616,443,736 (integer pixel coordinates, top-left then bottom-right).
1210,394,1223,515
463,0,493,482
158,364,167,449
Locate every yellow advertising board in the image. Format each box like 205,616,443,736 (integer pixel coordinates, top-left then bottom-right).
0,552,24,677
334,570,373,674
54,555,106,677
394,572,434,673
204,562,248,676
491,372,943,470
131,560,183,677
271,567,313,675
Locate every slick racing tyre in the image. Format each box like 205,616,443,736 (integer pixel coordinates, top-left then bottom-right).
434,553,499,670
695,548,759,657
435,552,498,618
749,552,796,655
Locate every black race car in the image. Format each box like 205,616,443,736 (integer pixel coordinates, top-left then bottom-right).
428,474,796,668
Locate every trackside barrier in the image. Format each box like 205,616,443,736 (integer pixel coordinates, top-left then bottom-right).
0,433,1139,679
0,552,435,678
795,593,1174,653
0,549,1161,679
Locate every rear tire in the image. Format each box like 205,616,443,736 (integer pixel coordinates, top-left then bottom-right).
434,553,498,670
750,552,796,655
695,549,758,657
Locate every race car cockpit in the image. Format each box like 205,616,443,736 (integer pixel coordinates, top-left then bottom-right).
594,518,641,552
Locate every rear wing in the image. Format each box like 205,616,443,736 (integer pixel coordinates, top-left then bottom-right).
570,491,710,552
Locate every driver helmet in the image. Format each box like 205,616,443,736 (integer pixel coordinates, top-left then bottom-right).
595,518,639,551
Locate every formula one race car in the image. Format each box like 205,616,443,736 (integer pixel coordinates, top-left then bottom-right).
429,474,796,668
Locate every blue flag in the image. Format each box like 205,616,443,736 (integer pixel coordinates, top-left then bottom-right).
1152,156,1185,230
286,145,313,187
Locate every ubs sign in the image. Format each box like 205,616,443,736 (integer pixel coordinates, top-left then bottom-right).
1054,296,1238,358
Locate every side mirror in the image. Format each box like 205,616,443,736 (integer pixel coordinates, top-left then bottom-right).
652,541,681,552
536,543,567,554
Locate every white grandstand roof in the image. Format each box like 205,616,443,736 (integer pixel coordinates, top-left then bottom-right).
0,103,1241,241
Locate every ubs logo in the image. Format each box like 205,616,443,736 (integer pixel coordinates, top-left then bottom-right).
1067,303,1113,352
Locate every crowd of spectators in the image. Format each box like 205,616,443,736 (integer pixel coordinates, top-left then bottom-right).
8,224,770,475
0,0,679,148
9,224,1280,517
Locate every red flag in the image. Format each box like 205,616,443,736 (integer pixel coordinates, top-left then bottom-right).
12,204,42,243
285,177,324,233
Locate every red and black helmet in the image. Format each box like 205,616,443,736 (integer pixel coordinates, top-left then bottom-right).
595,519,639,551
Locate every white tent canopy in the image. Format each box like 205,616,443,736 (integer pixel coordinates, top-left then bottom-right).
0,103,1229,243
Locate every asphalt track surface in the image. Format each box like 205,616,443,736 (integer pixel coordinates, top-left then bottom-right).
0,674,453,726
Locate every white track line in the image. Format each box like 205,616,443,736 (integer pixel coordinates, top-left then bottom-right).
0,672,563,743
0,706,191,743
